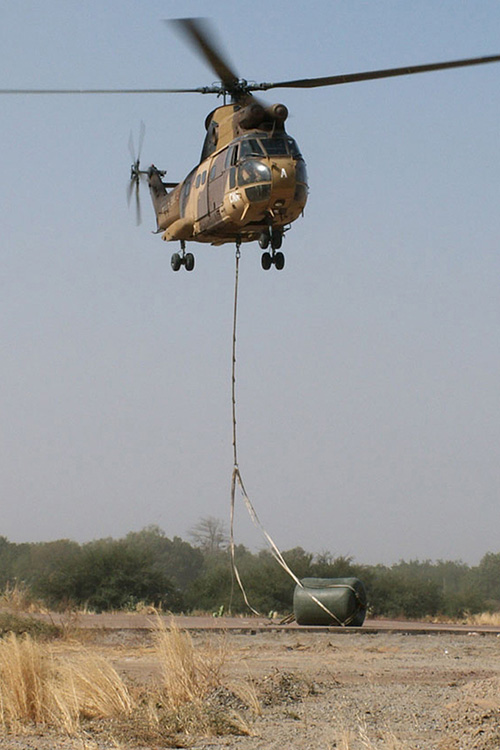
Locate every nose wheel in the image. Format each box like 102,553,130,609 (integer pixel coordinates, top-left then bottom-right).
259,228,285,270
171,241,195,272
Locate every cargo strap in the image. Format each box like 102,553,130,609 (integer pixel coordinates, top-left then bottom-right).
229,247,345,626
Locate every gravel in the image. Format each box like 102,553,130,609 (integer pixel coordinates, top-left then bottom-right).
1,628,499,749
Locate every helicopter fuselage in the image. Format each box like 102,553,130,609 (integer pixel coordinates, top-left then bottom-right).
147,100,308,249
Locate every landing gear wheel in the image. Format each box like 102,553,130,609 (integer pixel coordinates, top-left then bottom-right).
274,251,285,270
271,229,283,250
261,252,272,270
185,252,195,272
171,253,182,271
258,231,270,250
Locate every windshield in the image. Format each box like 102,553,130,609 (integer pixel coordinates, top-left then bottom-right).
239,139,265,158
286,137,302,157
260,136,303,157
261,137,289,156
238,160,271,186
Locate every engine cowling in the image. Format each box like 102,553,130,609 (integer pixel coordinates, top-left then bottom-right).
236,103,266,129
266,103,288,123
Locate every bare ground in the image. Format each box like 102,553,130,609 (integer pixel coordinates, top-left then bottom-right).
1,618,500,749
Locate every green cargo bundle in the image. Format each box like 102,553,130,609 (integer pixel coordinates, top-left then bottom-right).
293,577,367,626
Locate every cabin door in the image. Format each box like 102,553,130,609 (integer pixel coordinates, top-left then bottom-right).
207,150,227,216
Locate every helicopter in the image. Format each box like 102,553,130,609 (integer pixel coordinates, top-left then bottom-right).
2,18,500,272
127,19,500,272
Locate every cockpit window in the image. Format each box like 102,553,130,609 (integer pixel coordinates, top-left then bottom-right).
238,160,271,186
261,137,288,155
239,139,265,158
287,137,302,158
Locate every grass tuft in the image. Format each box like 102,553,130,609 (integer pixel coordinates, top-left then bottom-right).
0,633,133,734
0,611,60,640
153,618,226,709
146,617,254,737
0,620,258,742
0,582,45,613
336,724,409,749
461,611,500,627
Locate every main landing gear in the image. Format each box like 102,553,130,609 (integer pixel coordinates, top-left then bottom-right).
171,240,195,272
259,228,285,271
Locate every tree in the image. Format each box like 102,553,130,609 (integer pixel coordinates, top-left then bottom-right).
476,552,500,607
31,537,183,612
189,516,228,554
125,526,204,588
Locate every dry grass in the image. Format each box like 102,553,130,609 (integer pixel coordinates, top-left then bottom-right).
0,621,258,744
0,611,60,640
153,617,226,708
461,611,500,627
146,617,255,738
335,724,409,749
0,632,61,731
0,632,133,734
0,620,259,744
60,651,134,720
0,582,45,613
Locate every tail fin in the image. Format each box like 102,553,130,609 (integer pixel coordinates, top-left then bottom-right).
147,165,171,231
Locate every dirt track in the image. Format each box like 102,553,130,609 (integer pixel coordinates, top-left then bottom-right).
2,616,500,749
34,611,500,635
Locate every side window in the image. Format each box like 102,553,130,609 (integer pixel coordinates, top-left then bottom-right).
229,167,236,189
200,120,219,161
225,146,236,169
180,179,192,216
295,159,308,184
209,150,227,181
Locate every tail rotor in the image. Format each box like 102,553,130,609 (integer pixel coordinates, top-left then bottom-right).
127,121,146,225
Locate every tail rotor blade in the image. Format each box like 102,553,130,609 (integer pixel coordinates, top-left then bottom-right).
135,181,142,226
128,121,145,165
128,130,136,163
137,120,145,161
126,177,134,206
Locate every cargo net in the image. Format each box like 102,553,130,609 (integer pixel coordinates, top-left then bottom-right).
230,248,356,626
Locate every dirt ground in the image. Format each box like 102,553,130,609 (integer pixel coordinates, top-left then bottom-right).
2,621,500,750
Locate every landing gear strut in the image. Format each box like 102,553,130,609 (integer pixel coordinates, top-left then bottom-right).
260,228,285,271
171,240,195,272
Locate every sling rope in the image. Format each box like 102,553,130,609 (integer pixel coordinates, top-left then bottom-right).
229,246,351,626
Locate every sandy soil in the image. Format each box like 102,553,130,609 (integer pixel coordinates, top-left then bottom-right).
2,623,500,749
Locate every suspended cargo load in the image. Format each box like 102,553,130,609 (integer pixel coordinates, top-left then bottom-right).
293,577,367,626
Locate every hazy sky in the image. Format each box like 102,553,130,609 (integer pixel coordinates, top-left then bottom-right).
1,0,499,565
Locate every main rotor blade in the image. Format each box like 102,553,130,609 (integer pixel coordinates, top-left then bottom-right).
261,54,500,91
0,87,203,94
168,17,239,92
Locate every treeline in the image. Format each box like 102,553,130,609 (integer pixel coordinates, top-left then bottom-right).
1,524,499,619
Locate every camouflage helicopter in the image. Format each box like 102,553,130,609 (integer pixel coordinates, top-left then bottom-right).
127,19,310,273
2,19,500,272
127,19,500,272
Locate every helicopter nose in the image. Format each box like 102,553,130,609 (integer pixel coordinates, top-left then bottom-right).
271,161,294,190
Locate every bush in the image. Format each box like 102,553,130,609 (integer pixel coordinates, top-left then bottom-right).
32,538,184,612
0,612,60,640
